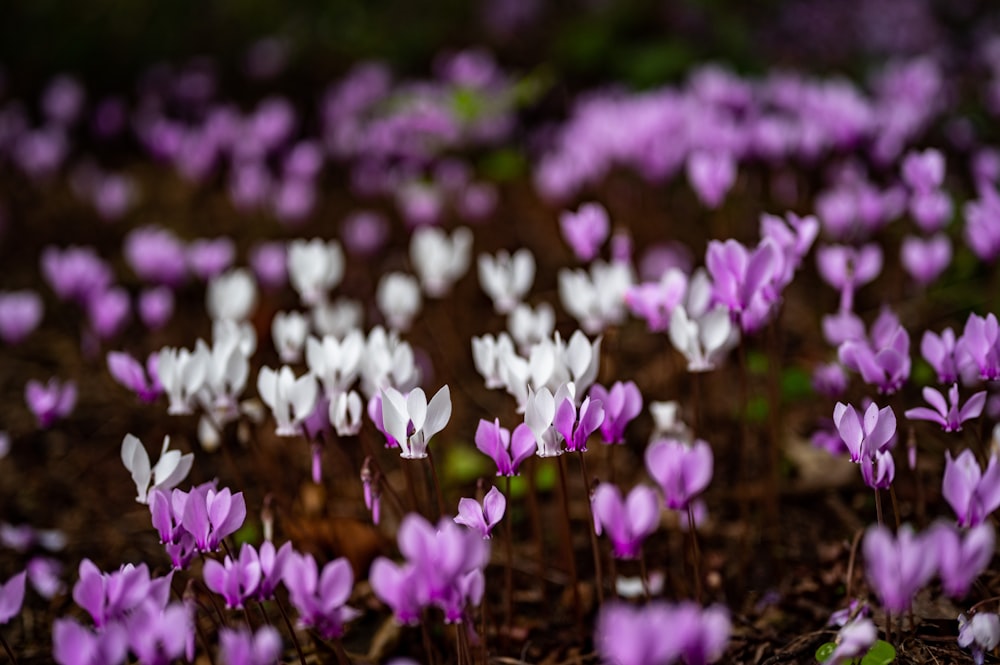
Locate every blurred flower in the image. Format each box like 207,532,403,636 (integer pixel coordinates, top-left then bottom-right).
589,381,643,445
825,617,876,665
645,438,713,510
187,237,236,281
138,287,174,331
0,290,43,344
219,626,282,665
0,570,26,624
900,234,951,286
282,552,358,639
560,202,610,262
687,150,736,209
287,239,344,306
933,521,994,598
863,524,937,613
257,366,318,437
25,377,76,428
959,612,1000,665
942,449,1000,527
478,249,535,314
410,226,473,298
921,327,961,383
592,483,659,559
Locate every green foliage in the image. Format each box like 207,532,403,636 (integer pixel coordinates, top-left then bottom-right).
443,444,491,484
480,148,527,182
746,395,769,422
748,350,769,375
780,367,813,402
233,522,259,546
815,639,896,664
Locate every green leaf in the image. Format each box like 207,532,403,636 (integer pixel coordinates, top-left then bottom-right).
233,522,258,546
815,642,837,663
745,395,769,422
535,460,557,492
480,148,526,182
780,367,813,401
860,640,895,665
443,445,491,484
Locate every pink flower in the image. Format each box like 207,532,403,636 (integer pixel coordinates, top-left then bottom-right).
454,486,506,539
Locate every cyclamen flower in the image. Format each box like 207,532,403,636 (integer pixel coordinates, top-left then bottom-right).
170,484,247,553
53,618,128,665
645,438,713,511
256,540,293,600
900,234,951,286
41,245,113,305
905,384,986,432
474,418,535,476
592,483,659,559
825,617,877,665
959,312,1000,380
123,225,187,286
959,612,1000,665
257,366,318,436
625,268,688,332
942,449,1000,527
138,287,174,330
0,290,43,344
558,260,632,334
207,268,258,322
668,305,736,373
507,302,555,352
838,308,910,394
832,401,896,463
283,552,359,639
186,237,236,281
589,381,643,444
379,385,452,459
454,486,506,539
219,626,282,665
72,559,170,628
409,226,473,297
933,521,995,598
560,202,610,261
157,345,209,415
126,600,192,665
120,433,193,504
329,390,363,437
863,524,938,613
0,571,26,624
595,601,731,665
376,272,422,331
288,238,344,306
204,543,262,609
686,150,736,209
705,238,782,331
921,327,961,383
478,249,535,314
25,377,77,428
554,394,604,452
816,243,882,312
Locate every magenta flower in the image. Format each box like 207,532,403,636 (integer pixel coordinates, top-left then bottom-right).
107,351,162,403
901,148,945,193
474,419,535,477
686,150,736,209
900,234,951,286
138,287,174,330
71,559,170,628
838,308,910,394
812,362,848,398
832,401,896,463
256,540,292,600
369,558,426,625
40,245,113,305
589,381,643,444
592,483,659,559
0,290,43,344
248,241,288,290
187,237,236,281
815,243,882,312
123,226,188,286
554,394,605,452
219,626,282,665
863,524,938,613
454,485,506,539
644,438,713,510
87,286,130,339
282,551,359,639
559,202,610,261
705,238,782,331
53,618,128,665
942,449,1000,527
25,377,77,428
958,313,1000,380
933,521,995,598
0,571,26,624
624,268,688,332
126,600,192,665
595,601,730,665
204,543,262,609
825,618,877,665
179,485,247,552
905,384,986,432
921,327,961,383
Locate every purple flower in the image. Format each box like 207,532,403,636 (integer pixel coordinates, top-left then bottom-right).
282,551,359,639
370,557,426,625
126,600,192,665
87,286,131,339
645,438,713,510
53,618,128,665
180,484,247,552
958,313,1000,380
341,210,389,257
559,202,610,262
454,485,506,539
686,150,736,209
594,601,730,665
72,559,168,628
909,190,952,232
933,521,995,598
474,419,535,477
589,381,643,444
123,226,188,286
671,602,733,665
204,543,262,609
901,148,945,193
921,327,961,383
825,617,877,665
624,268,688,332
40,245,113,305
107,351,161,403
592,483,659,559
812,362,848,398
187,237,236,281
249,241,288,291
705,238,782,331
905,384,986,432
0,290,43,344
219,626,282,665
815,243,882,312
942,449,1000,527
832,401,896,463
0,571,26,624
26,556,64,599
554,394,604,452
837,308,910,394
25,377,77,428
138,287,174,330
257,540,292,600
959,612,1000,665
863,524,938,613
965,186,1000,262
900,234,951,286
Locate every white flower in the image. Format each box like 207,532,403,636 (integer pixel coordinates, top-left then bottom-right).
201,336,249,423
257,366,318,436
524,385,572,457
558,260,633,334
472,333,517,390
507,303,555,352
649,401,689,441
288,238,344,306
478,249,535,314
376,272,422,331
305,331,364,396
272,310,310,363
668,305,737,372
312,298,363,338
198,415,222,452
380,385,452,459
329,390,363,437
120,434,193,504
157,345,210,415
213,319,257,357
410,226,473,297
360,326,420,398
206,268,258,321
